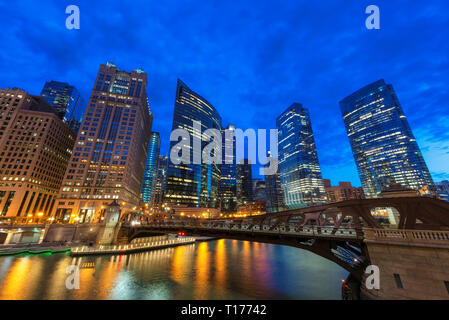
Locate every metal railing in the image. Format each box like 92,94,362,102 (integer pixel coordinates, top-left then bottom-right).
71,237,196,255
147,222,362,239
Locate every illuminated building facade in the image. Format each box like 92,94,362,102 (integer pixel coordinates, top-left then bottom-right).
0,88,75,219
53,63,153,223
340,79,434,198
265,171,284,213
322,179,365,203
40,80,86,133
219,124,237,212
236,158,253,206
277,103,326,208
165,79,222,208
153,155,168,207
141,132,160,204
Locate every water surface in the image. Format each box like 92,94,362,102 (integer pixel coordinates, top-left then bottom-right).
0,239,348,299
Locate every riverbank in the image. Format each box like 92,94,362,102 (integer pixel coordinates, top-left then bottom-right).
0,246,71,256
0,236,218,257
70,236,217,256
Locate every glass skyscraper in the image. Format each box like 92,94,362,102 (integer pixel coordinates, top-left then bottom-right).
153,155,168,207
277,103,325,208
165,79,222,208
340,79,434,198
40,80,86,132
141,132,160,204
236,158,253,207
219,125,237,212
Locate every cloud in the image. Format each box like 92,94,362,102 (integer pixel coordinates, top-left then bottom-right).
0,0,448,185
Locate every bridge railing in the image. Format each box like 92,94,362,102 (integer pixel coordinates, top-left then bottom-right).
364,228,449,247
148,222,363,239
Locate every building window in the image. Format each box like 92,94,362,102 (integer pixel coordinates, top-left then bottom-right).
394,274,403,289
445,281,449,295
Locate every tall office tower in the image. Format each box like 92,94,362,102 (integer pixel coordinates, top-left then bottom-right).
165,79,222,208
265,171,284,213
340,79,435,198
52,63,153,223
0,88,75,219
40,80,86,133
322,179,365,203
236,159,253,206
153,155,168,207
253,180,266,202
219,124,237,212
141,132,160,204
277,103,326,208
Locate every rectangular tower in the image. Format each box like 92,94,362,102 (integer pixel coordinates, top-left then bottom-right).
40,80,86,133
340,79,434,198
277,103,325,208
141,132,160,204
0,88,75,220
52,63,153,223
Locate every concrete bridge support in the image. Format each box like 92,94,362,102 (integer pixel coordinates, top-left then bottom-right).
361,229,449,300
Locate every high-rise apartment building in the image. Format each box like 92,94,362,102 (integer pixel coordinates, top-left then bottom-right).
340,79,434,198
52,63,153,223
0,88,75,219
236,158,253,206
277,103,325,208
40,80,86,133
322,179,365,203
141,132,160,204
165,79,222,208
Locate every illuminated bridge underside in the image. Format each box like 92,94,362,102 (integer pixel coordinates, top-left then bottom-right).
126,197,449,278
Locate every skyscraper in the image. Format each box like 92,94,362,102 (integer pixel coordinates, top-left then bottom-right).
165,79,222,208
40,80,86,133
277,103,325,208
265,172,284,213
52,63,153,223
219,124,237,212
236,158,253,207
153,155,168,207
340,79,434,198
141,132,160,204
0,88,75,219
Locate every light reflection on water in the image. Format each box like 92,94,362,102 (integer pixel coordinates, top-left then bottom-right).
0,239,348,300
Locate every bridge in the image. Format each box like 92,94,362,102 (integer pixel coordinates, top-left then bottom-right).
119,196,449,299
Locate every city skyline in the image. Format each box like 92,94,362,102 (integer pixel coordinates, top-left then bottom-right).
1,1,448,186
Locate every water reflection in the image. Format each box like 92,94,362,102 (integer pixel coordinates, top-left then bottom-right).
0,240,348,300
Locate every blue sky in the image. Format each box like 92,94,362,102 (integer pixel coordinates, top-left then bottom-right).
0,0,448,186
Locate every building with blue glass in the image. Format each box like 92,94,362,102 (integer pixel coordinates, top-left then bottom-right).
40,80,86,132
277,103,326,208
236,158,253,207
141,132,160,204
165,79,222,208
219,124,237,212
340,79,434,198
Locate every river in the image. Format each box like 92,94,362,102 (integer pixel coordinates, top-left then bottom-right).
0,239,348,300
